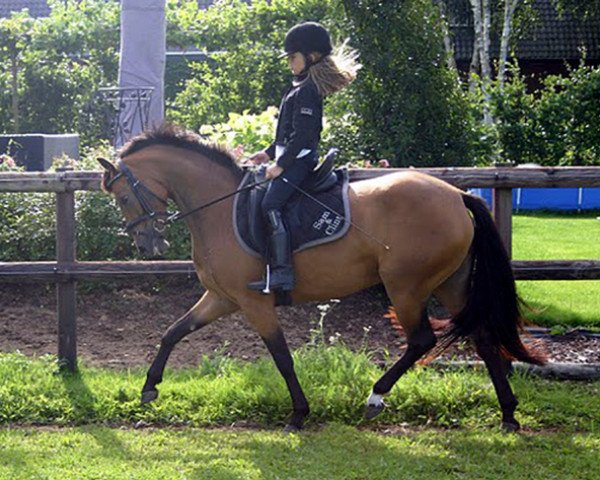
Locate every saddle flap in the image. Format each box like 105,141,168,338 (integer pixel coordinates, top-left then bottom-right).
233,164,351,258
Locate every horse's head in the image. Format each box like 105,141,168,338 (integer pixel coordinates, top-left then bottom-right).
98,157,170,257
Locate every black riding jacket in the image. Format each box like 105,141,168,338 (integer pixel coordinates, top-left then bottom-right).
266,75,323,170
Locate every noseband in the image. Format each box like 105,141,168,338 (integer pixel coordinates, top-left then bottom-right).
106,160,171,234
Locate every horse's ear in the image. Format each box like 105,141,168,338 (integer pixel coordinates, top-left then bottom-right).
97,157,117,175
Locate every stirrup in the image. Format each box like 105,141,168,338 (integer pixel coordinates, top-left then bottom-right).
248,265,273,294
247,265,295,294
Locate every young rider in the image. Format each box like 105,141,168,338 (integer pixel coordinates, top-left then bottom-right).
247,21,360,293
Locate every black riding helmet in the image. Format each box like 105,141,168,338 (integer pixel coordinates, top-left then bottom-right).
278,22,333,59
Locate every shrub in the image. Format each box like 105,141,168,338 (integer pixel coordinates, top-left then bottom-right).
0,1,120,146
340,0,478,167
168,0,338,129
491,63,600,165
199,107,277,155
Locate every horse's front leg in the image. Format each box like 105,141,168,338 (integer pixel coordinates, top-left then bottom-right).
141,290,239,405
246,305,310,432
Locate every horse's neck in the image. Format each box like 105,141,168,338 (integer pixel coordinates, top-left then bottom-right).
156,152,241,252
165,159,238,213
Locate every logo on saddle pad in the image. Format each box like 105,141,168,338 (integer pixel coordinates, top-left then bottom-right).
312,211,343,236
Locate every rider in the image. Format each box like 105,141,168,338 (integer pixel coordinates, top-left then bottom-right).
247,21,360,293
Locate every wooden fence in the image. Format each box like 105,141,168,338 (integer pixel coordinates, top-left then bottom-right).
2,166,600,370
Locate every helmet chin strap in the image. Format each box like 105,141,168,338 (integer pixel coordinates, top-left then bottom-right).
295,53,325,79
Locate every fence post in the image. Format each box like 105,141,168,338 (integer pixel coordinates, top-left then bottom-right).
56,168,77,371
492,188,513,258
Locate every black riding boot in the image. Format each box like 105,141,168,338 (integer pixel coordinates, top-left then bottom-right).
248,210,295,293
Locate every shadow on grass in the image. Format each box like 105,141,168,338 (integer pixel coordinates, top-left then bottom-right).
521,300,588,328
59,368,129,458
177,425,600,479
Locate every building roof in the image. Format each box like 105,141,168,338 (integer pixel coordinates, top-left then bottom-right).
0,0,51,18
0,1,215,19
450,0,600,61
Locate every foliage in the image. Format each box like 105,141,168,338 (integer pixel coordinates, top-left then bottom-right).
491,63,600,165
551,0,600,20
1,0,596,167
0,1,120,145
168,0,338,129
0,12,34,132
341,0,478,167
199,107,278,155
0,192,56,260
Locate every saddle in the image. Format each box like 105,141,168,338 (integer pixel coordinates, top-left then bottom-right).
233,149,351,259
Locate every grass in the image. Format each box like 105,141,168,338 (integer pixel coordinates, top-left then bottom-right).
513,211,600,327
0,351,598,432
0,424,598,480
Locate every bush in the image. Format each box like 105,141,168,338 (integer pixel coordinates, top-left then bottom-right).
0,1,120,146
491,63,600,165
340,0,478,167
199,107,277,155
168,0,338,129
0,146,192,262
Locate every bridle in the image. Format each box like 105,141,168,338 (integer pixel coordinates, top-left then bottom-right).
105,160,171,235
105,159,270,234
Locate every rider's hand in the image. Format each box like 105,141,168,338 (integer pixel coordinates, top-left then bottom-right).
266,164,284,179
248,151,270,165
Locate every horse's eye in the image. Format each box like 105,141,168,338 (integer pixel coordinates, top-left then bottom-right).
119,195,129,205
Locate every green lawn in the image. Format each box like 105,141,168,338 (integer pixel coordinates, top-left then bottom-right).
513,211,600,327
1,351,598,431
0,424,598,480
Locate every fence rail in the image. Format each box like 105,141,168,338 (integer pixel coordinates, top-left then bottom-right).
2,166,600,370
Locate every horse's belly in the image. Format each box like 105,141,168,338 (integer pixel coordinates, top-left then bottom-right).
292,248,380,302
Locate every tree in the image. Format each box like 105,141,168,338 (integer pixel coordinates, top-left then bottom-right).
0,1,120,142
0,12,34,132
498,0,520,89
552,0,600,20
342,0,476,166
168,0,336,127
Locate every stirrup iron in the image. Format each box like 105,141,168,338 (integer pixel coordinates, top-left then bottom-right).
262,264,271,294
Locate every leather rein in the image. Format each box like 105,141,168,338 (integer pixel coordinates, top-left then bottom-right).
106,160,269,233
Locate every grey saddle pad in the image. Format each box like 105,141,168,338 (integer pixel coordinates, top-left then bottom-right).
232,168,351,259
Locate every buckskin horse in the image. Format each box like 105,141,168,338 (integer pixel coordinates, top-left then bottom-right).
98,125,545,432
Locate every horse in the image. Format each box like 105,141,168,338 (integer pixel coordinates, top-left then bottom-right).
98,125,545,432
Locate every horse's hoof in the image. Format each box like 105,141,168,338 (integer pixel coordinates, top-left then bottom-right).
365,403,385,420
283,423,301,433
141,389,159,405
501,420,520,432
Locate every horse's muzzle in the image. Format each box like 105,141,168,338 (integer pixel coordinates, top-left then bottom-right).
135,233,170,258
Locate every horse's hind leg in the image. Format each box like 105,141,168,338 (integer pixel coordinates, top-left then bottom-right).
141,290,239,404
366,297,436,419
472,329,520,431
434,257,521,431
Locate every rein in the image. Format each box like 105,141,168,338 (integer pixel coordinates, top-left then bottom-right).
167,177,270,223
109,160,269,230
109,159,391,251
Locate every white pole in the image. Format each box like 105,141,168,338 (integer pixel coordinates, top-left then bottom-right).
117,0,166,146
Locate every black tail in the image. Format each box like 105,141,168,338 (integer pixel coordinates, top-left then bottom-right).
444,194,546,365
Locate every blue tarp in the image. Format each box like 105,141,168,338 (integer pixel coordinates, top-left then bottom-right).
469,188,600,211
